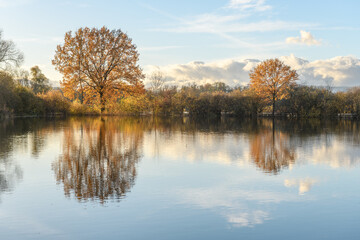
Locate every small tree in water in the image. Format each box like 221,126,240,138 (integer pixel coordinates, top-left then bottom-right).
249,58,298,117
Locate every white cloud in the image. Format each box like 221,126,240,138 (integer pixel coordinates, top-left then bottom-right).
145,1,316,48
144,59,257,87
145,55,360,87
227,0,272,12
156,20,314,34
286,30,321,46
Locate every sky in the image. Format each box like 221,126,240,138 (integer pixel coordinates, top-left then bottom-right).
0,0,360,87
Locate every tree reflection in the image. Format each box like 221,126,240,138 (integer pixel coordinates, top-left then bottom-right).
250,120,296,174
0,161,22,194
0,120,23,201
52,117,143,203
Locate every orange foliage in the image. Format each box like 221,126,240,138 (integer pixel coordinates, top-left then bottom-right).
249,58,298,115
52,26,145,113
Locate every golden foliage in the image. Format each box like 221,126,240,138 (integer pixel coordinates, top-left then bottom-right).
249,58,298,114
37,90,70,114
52,26,145,113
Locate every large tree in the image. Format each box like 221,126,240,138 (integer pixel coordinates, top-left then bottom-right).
52,26,144,113
249,58,298,116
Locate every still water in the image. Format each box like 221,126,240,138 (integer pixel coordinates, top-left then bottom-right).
0,117,359,239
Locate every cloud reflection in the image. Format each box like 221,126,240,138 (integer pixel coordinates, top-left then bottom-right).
177,184,301,228
284,178,318,195
227,210,270,227
144,119,360,172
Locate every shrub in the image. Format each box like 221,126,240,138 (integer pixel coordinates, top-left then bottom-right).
38,90,70,114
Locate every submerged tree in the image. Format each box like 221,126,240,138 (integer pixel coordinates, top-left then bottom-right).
52,26,145,113
249,58,298,116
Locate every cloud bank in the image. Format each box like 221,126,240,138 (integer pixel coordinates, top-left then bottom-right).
286,30,321,46
144,55,360,87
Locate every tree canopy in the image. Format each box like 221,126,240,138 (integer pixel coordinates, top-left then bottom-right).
52,26,144,113
249,58,298,116
30,66,51,94
0,30,24,70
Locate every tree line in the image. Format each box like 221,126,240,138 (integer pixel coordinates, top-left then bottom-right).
1,26,360,118
121,81,360,118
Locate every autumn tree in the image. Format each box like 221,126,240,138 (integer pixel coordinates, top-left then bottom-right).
52,26,144,113
249,58,298,116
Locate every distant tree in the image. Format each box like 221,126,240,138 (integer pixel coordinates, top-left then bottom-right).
52,26,145,113
148,70,165,93
249,58,298,116
0,30,24,69
30,66,51,94
0,71,18,112
10,68,30,87
212,82,231,92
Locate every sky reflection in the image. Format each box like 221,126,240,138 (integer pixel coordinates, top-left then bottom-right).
0,117,359,239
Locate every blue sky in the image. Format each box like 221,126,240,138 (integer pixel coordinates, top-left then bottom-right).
0,0,359,86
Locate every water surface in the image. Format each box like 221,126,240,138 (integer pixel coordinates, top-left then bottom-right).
0,117,359,239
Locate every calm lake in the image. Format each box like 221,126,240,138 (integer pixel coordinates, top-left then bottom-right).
0,117,359,239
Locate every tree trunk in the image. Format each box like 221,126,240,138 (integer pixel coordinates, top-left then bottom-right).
80,81,84,104
272,95,275,118
100,91,105,114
